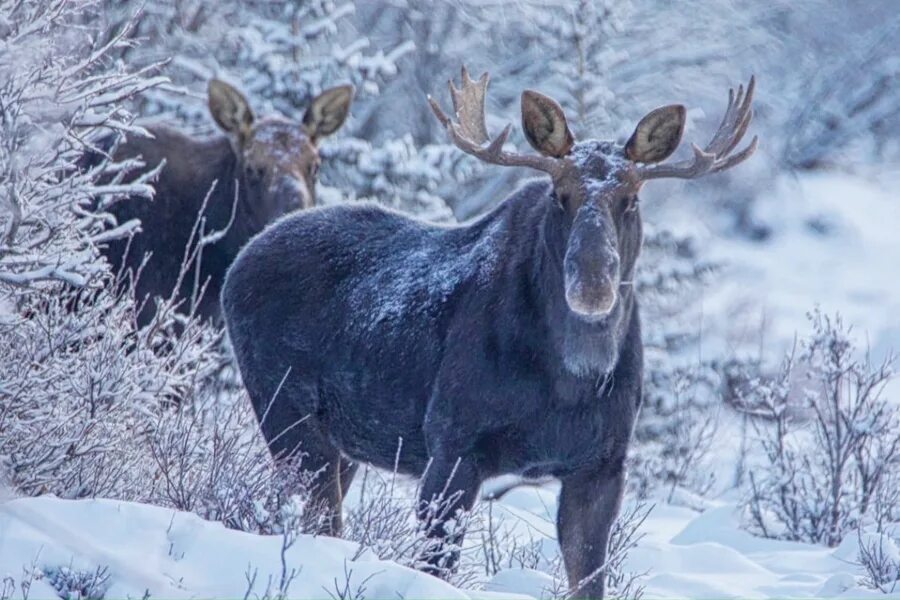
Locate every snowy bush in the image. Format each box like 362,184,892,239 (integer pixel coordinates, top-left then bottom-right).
344,466,477,585
631,365,719,502
629,228,721,499
0,0,163,290
0,0,217,499
859,528,900,594
745,310,899,546
145,376,321,534
469,493,650,598
42,566,110,600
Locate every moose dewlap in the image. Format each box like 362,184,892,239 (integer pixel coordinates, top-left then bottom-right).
222,66,757,599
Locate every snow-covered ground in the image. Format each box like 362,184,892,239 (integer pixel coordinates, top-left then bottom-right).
1,486,894,600
0,494,504,600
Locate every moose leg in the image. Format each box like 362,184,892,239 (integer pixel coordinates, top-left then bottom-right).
304,445,347,536
557,459,626,600
262,416,347,536
417,454,480,577
339,457,359,499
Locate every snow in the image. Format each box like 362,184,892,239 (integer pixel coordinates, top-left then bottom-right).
0,495,481,600
2,485,895,600
655,171,900,368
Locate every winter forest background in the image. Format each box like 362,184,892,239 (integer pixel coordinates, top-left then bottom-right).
2,1,900,598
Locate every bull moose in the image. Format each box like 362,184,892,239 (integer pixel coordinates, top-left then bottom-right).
222,67,756,598
98,79,353,324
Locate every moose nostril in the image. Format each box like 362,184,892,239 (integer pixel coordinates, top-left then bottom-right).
565,278,617,319
273,176,310,211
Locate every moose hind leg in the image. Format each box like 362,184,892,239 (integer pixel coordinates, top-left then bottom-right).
417,453,480,578
339,457,359,499
303,442,347,536
557,460,626,600
260,412,347,537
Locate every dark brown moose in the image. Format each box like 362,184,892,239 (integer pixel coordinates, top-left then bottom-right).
99,79,352,324
222,67,756,599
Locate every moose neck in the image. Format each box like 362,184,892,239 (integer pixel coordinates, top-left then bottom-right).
185,137,257,278
206,139,266,256
533,190,638,379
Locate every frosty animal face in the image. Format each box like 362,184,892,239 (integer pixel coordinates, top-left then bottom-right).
430,67,757,321
207,79,353,216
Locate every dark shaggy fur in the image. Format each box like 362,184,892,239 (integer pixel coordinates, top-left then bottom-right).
100,128,254,324
224,165,643,598
92,80,352,326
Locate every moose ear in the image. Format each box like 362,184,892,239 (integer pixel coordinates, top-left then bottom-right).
624,105,686,163
208,79,255,137
303,85,354,142
521,90,574,158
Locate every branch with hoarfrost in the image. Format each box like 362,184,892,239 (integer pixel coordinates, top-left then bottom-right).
0,0,166,290
0,0,228,502
744,310,899,547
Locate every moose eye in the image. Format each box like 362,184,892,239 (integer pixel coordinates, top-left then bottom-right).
309,162,320,178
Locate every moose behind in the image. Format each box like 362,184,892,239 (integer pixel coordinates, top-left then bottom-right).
222,67,756,599
95,79,352,325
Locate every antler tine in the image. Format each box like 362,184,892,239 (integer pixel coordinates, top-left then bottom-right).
636,76,758,182
449,66,490,145
711,135,759,174
428,65,561,176
706,76,755,157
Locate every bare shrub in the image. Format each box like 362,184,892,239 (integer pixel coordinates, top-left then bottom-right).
343,464,478,586
145,377,321,534
325,562,377,600
0,0,228,501
0,1,307,533
859,528,900,594
631,364,719,501
477,500,549,577
471,495,650,599
745,310,898,546
242,503,305,600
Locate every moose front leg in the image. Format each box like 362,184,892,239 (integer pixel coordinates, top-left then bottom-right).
417,453,481,578
557,460,626,600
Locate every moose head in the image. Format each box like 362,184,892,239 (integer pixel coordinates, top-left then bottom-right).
430,67,756,327
208,79,353,216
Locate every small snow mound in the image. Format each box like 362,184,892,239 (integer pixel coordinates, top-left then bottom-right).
818,572,858,597
483,568,555,599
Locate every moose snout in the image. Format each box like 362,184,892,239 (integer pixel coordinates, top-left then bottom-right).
272,175,312,211
565,275,618,320
564,244,620,320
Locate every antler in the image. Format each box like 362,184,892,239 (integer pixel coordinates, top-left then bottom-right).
636,77,758,181
428,66,562,176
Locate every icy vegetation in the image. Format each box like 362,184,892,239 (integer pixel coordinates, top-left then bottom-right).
1,0,900,598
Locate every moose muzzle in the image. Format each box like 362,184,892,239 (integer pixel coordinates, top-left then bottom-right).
563,207,621,320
